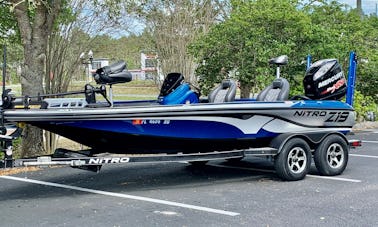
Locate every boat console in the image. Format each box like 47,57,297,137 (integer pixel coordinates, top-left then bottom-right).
158,72,199,105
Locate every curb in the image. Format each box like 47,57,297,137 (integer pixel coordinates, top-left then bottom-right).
352,121,378,132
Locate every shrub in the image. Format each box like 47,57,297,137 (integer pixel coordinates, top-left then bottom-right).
352,90,377,122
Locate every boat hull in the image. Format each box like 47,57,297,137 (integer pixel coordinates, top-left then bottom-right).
4,100,356,154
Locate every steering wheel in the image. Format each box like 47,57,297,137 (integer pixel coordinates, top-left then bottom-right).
190,83,202,97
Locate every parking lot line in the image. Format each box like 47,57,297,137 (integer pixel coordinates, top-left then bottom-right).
209,164,361,183
306,175,361,183
350,154,378,159
0,175,240,217
361,140,378,143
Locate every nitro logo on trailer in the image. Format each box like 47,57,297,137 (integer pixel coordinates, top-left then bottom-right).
88,157,130,164
318,72,344,88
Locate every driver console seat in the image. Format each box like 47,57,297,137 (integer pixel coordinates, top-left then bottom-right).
208,79,237,103
257,78,290,101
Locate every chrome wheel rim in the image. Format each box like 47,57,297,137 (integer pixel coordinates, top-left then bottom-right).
287,147,307,174
326,143,344,169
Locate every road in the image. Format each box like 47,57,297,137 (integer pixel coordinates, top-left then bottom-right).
0,129,377,226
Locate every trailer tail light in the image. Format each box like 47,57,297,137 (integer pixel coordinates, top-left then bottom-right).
349,140,362,148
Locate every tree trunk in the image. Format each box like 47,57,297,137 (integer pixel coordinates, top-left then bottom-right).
12,0,63,157
19,33,47,156
240,83,252,98
20,125,45,157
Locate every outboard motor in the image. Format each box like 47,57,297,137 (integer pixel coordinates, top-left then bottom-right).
303,59,347,100
158,72,199,105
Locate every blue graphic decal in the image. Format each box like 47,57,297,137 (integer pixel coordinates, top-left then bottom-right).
51,119,278,139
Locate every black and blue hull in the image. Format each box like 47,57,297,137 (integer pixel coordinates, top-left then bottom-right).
4,100,356,154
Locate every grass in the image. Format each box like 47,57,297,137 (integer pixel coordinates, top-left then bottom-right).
6,79,160,101
0,167,41,176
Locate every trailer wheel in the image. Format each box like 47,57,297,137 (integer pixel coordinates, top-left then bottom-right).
274,138,311,181
314,134,348,176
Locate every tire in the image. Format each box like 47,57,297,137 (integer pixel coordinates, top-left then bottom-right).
274,138,311,181
314,134,348,176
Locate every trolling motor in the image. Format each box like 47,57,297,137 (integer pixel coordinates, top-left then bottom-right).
93,60,132,106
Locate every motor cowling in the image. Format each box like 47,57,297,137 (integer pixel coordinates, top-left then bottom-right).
304,59,347,100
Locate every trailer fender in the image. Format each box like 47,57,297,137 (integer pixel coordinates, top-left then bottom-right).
270,132,348,154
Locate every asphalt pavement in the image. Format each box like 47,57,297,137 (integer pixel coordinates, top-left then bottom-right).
0,128,377,227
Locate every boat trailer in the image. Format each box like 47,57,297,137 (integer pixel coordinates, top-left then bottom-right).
2,144,279,172
0,133,361,173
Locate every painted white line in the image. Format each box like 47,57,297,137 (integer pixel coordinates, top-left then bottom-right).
210,164,361,183
350,154,378,159
361,140,378,144
0,175,239,216
306,175,361,183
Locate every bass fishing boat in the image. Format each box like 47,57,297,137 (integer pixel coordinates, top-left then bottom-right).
0,55,361,181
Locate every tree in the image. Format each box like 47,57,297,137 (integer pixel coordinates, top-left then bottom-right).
353,15,378,103
44,0,139,153
1,1,23,84
127,0,228,83
6,0,63,157
190,0,378,103
0,2,18,44
304,1,378,103
45,0,136,94
190,0,311,97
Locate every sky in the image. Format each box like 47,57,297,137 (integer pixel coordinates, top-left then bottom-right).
338,0,378,15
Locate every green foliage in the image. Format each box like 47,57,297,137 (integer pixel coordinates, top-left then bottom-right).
352,91,377,122
90,32,154,69
190,0,313,96
189,0,378,102
0,3,20,44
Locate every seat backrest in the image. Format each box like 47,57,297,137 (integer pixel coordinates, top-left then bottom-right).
208,79,237,103
256,78,290,101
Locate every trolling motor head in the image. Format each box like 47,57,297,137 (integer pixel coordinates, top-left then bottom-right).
93,60,132,85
